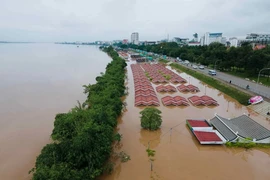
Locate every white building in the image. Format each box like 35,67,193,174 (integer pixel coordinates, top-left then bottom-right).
200,32,225,45
246,33,270,41
188,42,201,46
229,37,238,47
131,32,139,45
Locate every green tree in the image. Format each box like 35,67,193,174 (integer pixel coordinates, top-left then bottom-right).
140,108,162,131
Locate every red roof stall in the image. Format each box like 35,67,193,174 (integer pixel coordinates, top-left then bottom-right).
161,96,189,106
186,119,225,144
193,131,224,144
131,64,160,106
188,95,218,106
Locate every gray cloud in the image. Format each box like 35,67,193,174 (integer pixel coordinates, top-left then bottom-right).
0,0,269,42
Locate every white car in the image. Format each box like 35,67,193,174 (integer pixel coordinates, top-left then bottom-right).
199,65,204,69
192,65,198,69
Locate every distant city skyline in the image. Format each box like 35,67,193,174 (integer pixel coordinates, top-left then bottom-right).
0,0,270,42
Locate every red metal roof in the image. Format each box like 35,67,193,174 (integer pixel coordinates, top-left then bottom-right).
193,131,222,142
187,120,210,127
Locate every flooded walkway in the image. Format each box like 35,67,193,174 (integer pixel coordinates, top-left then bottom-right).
101,61,270,180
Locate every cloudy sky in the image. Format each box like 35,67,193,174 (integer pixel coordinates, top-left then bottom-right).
0,0,269,42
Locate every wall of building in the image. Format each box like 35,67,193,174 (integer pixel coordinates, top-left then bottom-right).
131,32,139,45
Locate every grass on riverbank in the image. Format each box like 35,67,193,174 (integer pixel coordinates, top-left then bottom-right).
225,141,270,149
226,71,270,87
170,63,250,105
158,59,169,64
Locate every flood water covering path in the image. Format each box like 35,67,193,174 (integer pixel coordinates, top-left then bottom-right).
101,61,270,180
0,44,111,180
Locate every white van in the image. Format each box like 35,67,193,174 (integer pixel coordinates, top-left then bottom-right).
208,70,216,76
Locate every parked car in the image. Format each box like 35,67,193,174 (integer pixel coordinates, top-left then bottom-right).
208,70,216,76
199,65,204,69
192,65,198,69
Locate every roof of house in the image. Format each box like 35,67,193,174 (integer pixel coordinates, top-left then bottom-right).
187,119,210,127
193,131,222,142
211,115,270,141
210,116,237,141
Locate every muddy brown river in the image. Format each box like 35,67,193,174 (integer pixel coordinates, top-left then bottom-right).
0,44,111,180
101,61,270,180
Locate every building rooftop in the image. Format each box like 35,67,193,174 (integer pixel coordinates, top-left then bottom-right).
187,119,210,127
193,131,222,142
211,115,270,141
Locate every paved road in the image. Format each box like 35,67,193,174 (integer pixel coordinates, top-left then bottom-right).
169,59,270,99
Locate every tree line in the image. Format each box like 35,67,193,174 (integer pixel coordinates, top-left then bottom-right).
119,42,270,77
30,46,127,179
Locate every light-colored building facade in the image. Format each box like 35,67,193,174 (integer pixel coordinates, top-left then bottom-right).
131,32,139,45
173,37,189,45
200,32,225,45
229,37,238,47
188,42,201,46
246,33,270,41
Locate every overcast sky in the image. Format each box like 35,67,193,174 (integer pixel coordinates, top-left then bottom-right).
0,0,269,42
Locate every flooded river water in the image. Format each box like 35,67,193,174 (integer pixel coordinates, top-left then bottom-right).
0,44,111,180
101,61,270,180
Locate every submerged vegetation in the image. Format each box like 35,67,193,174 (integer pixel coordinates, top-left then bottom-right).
146,148,156,157
225,138,270,149
170,63,250,105
140,107,162,131
30,46,127,179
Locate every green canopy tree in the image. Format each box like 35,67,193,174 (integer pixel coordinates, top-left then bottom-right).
140,108,162,131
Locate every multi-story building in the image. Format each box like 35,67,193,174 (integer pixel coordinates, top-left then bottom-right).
228,37,238,47
200,32,225,45
173,37,189,45
246,33,270,41
131,32,139,45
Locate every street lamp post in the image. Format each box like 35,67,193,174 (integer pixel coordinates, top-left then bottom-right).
214,60,221,71
257,68,270,90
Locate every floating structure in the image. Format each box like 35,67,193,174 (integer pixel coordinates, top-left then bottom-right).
177,84,200,92
188,95,218,106
161,96,189,106
186,119,226,144
210,114,270,143
156,85,177,92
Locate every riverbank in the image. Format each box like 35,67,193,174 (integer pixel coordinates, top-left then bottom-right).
30,46,127,179
0,44,114,180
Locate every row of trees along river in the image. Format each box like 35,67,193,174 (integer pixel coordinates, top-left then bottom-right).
30,46,127,179
120,42,270,79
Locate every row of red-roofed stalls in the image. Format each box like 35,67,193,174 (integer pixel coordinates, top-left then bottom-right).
131,64,160,106
161,96,189,106
140,64,168,83
156,85,177,92
186,119,226,144
188,95,219,106
118,51,128,58
177,84,200,92
152,64,187,83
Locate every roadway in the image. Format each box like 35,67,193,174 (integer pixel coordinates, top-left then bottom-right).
170,59,270,99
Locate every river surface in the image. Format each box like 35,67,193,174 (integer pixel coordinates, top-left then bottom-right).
0,43,111,180
101,61,270,180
